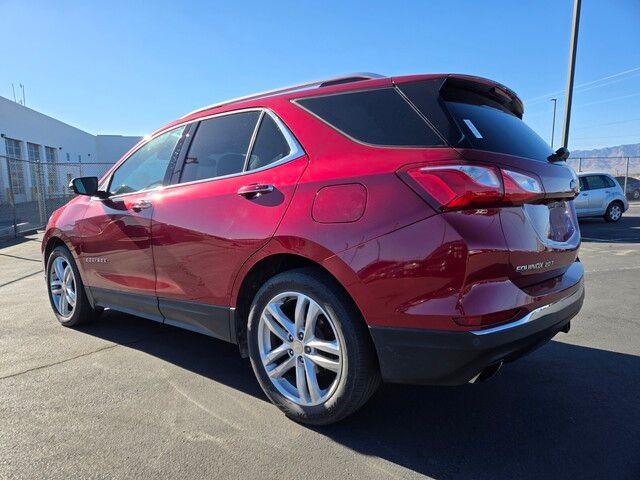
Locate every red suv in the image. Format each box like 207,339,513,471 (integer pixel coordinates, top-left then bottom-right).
43,73,584,424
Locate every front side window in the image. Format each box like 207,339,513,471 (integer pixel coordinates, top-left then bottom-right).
109,126,185,195
180,111,260,183
295,88,444,147
584,175,607,190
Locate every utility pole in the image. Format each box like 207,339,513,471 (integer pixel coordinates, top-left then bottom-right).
11,84,17,102
550,98,557,148
19,84,25,106
561,0,582,149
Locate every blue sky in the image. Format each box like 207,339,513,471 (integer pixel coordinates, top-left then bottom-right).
2,0,639,151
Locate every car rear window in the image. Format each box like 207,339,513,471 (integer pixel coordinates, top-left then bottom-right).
398,79,554,162
295,88,444,147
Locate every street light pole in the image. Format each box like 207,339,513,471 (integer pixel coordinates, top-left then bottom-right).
550,98,557,148
561,0,582,149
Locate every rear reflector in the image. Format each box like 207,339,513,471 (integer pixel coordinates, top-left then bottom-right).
400,163,543,211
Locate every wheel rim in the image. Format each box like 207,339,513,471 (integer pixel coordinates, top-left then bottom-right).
257,292,344,406
633,190,640,200
610,205,622,220
49,257,76,318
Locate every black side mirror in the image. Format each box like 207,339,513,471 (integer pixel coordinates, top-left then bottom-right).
548,147,570,162
69,177,101,196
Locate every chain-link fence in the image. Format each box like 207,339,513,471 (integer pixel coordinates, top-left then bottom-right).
0,155,112,238
567,156,640,201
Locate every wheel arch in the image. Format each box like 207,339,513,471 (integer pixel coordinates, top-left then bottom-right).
231,247,369,357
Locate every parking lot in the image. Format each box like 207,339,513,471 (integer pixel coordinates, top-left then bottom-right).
1,207,639,480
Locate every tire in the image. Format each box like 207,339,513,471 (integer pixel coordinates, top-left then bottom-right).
46,246,102,327
604,201,624,223
632,189,640,201
247,268,380,425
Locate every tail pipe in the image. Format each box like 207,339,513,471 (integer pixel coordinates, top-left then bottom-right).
469,361,503,384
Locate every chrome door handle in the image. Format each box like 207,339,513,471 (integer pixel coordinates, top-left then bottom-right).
237,184,274,198
131,200,152,212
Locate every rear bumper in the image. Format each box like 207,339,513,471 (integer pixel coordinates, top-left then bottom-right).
369,281,585,385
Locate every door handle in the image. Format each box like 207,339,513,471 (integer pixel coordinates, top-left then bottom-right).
237,184,274,198
131,200,152,212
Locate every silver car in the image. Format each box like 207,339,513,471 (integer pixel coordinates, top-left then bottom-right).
574,172,629,222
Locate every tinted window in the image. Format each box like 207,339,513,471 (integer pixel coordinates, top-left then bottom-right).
445,101,554,161
110,126,185,195
296,88,444,147
399,79,554,161
602,175,615,188
579,177,588,191
247,114,290,170
582,175,607,190
181,111,260,183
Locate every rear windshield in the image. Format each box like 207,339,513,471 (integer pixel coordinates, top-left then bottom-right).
398,79,554,162
445,101,554,161
295,88,444,147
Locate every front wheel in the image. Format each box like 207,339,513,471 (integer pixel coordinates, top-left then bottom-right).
604,201,623,222
46,246,102,326
247,268,380,425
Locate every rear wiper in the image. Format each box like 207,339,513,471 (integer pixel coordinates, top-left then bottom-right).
548,147,570,162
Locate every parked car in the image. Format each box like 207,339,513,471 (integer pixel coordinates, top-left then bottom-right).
575,172,628,222
42,73,584,424
614,175,640,201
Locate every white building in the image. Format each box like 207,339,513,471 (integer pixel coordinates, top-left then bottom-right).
0,95,140,204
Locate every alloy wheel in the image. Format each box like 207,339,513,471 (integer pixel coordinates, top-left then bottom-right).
609,204,622,221
49,256,76,318
257,292,344,406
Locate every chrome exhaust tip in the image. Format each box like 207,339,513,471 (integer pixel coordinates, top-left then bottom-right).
469,361,503,384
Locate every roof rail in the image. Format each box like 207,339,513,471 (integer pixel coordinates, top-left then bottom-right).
180,72,385,118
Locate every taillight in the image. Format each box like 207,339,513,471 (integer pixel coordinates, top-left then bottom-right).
400,163,543,211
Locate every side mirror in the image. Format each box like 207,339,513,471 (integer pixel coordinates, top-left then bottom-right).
548,147,570,162
69,176,101,196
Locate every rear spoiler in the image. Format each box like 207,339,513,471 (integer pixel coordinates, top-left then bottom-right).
440,75,524,118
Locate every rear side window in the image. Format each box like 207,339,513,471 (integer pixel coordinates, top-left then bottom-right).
295,88,444,147
247,114,290,171
181,111,260,183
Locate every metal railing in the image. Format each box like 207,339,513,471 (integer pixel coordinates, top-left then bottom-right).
0,155,112,238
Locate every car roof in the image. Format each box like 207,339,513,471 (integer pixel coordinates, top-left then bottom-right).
153,72,523,136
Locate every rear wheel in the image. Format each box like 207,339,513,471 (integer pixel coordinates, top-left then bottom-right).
604,201,623,222
632,189,640,201
247,268,380,425
46,246,102,326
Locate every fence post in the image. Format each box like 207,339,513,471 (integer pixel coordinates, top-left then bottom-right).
5,156,18,238
624,157,629,195
578,158,582,172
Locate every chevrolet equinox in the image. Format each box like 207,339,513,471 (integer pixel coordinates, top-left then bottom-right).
43,73,585,425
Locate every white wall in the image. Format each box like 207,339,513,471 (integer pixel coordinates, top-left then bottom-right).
0,95,140,202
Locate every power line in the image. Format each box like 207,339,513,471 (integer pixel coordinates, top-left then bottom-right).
524,65,640,105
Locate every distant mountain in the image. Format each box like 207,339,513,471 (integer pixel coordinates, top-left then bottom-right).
567,143,640,177
570,143,640,158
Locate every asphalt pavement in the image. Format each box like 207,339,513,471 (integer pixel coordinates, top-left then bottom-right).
1,206,639,479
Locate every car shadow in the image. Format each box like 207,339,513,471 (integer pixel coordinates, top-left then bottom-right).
78,311,640,479
579,212,640,243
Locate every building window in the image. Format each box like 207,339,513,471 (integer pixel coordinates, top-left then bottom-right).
27,142,42,195
78,154,81,162
5,138,26,196
45,146,59,194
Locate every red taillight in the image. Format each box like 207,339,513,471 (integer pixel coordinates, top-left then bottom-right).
401,163,543,211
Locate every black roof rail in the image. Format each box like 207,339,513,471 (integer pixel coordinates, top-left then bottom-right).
181,72,384,118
